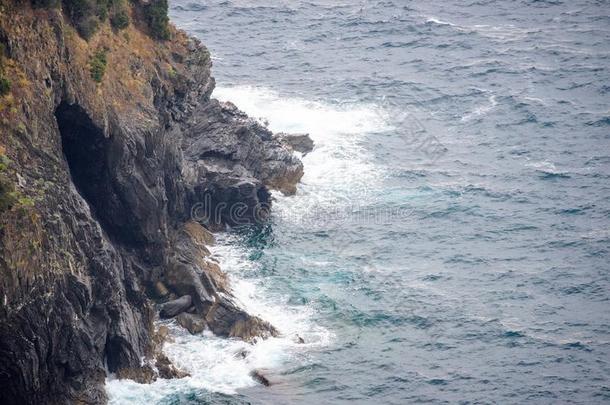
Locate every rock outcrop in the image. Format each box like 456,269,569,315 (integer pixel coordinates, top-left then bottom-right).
0,1,301,403
276,132,315,155
176,313,206,335
159,295,193,319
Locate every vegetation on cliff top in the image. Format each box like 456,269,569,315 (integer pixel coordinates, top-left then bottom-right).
29,0,169,40
143,0,170,40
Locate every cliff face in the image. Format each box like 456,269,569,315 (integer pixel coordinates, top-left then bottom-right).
0,1,302,403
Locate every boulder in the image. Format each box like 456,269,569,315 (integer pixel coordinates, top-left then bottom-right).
155,353,190,380
159,295,192,318
276,133,315,154
176,313,206,334
115,366,157,384
204,297,278,342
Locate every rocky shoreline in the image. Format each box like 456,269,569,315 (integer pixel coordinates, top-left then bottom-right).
0,1,309,403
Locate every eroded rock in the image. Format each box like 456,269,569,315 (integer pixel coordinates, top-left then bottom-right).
183,221,216,245
116,366,157,384
159,295,193,319
176,313,206,334
155,353,190,380
204,298,278,342
276,133,315,155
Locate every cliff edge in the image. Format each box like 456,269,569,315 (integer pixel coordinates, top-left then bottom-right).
0,1,302,403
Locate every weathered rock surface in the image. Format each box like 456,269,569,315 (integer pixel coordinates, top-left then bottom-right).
160,295,193,319
155,353,190,379
276,133,315,155
0,2,298,403
176,312,206,334
206,297,278,342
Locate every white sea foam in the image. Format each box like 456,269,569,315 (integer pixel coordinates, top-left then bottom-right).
214,85,391,220
422,15,533,42
425,16,456,26
461,95,498,122
107,235,332,403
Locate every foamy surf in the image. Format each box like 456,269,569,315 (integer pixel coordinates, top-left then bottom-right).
107,233,332,403
214,85,391,218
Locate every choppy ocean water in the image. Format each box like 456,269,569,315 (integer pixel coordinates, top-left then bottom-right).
108,0,610,403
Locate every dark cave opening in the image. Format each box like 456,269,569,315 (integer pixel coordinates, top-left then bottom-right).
55,102,148,247
55,101,110,210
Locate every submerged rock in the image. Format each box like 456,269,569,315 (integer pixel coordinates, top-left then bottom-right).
250,370,271,387
159,295,193,318
235,348,250,359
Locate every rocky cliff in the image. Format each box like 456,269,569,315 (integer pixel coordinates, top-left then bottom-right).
0,1,303,403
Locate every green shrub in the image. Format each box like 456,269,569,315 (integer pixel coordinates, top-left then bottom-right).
63,0,93,20
63,0,110,39
0,156,17,213
0,76,10,96
96,0,109,21
90,50,107,83
0,179,18,213
144,0,170,40
77,15,100,40
110,9,129,30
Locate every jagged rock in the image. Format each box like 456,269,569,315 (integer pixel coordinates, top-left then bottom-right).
184,221,216,245
149,326,188,380
250,370,271,387
202,258,228,293
181,99,304,213
205,298,278,342
116,366,157,384
155,353,190,379
176,313,206,334
159,295,193,319
154,325,172,346
163,222,227,315
276,133,315,154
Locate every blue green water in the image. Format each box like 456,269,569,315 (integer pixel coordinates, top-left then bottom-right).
109,0,610,403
